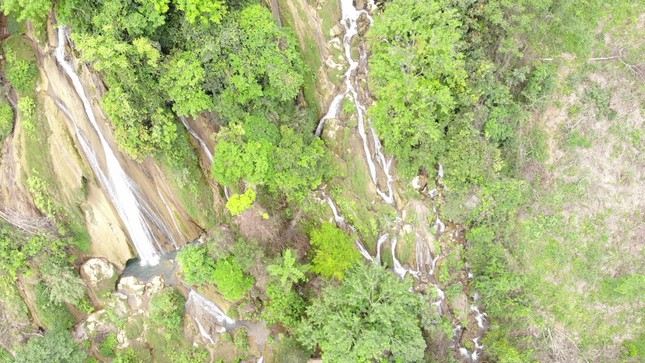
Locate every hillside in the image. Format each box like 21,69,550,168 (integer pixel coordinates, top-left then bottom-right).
0,0,642,362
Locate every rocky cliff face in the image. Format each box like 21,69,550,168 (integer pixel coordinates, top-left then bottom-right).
0,19,217,267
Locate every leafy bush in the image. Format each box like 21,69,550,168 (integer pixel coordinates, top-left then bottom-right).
234,328,249,351
298,264,425,362
40,256,87,306
264,283,306,329
267,249,309,288
309,223,361,280
4,47,38,94
0,0,52,22
13,329,87,363
34,282,76,331
212,258,255,302
99,333,118,357
177,245,216,285
226,188,256,216
149,289,186,330
17,96,36,136
0,102,14,139
274,336,311,363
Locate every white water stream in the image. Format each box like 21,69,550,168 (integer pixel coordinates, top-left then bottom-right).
187,290,236,326
179,116,213,164
315,0,394,206
316,1,488,360
55,26,165,265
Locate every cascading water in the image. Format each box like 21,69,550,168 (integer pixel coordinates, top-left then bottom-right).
179,116,213,164
315,0,394,206
54,26,164,265
317,1,488,360
186,290,236,346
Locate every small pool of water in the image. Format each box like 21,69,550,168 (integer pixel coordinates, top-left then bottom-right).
120,250,179,286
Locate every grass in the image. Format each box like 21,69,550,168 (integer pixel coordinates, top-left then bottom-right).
318,0,341,38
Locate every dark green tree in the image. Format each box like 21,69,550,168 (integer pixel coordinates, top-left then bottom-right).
298,264,426,362
13,329,87,363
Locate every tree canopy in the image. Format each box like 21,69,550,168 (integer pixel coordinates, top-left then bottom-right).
309,223,361,280
298,264,426,362
13,329,87,363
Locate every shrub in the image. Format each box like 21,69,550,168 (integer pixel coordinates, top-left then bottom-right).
17,96,36,136
234,328,249,351
13,329,87,363
264,283,306,329
212,258,255,302
99,333,118,357
4,47,38,94
177,245,216,285
34,282,75,330
274,336,311,363
0,103,14,139
149,289,185,330
226,188,256,216
309,223,361,280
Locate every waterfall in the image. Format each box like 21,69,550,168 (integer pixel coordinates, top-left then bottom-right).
54,26,162,265
315,0,394,206
179,116,213,164
187,290,235,327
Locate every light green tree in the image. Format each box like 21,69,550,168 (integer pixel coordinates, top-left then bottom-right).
174,0,226,24
160,51,213,118
0,0,52,21
212,258,255,301
309,223,361,280
225,188,256,216
176,245,216,285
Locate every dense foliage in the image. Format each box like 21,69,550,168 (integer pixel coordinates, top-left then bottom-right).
211,257,255,301
149,288,186,330
176,244,254,301
298,264,426,362
177,244,216,285
13,329,87,363
309,223,361,280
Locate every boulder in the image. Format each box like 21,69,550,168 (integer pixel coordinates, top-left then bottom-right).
357,13,370,37
81,258,118,304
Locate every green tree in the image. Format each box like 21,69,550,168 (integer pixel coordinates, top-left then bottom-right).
39,257,87,306
368,0,468,177
0,0,52,22
309,223,361,280
212,124,273,187
298,264,426,362
174,0,226,24
225,188,256,216
160,51,213,117
271,126,329,202
4,47,38,95
149,288,185,330
176,245,216,285
13,329,87,363
212,257,254,302
267,249,309,288
264,283,306,329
